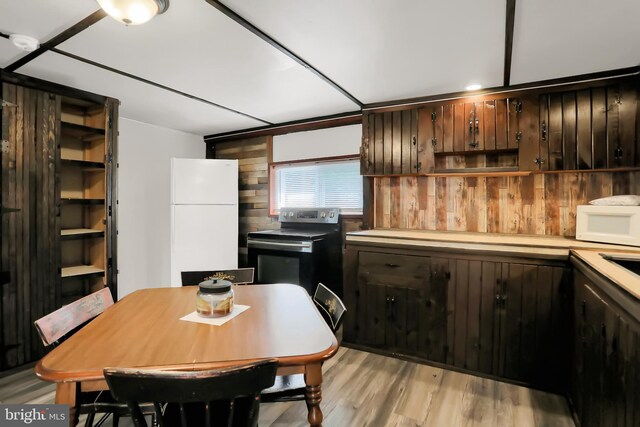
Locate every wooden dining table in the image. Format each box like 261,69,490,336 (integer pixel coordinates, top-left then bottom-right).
35,284,339,427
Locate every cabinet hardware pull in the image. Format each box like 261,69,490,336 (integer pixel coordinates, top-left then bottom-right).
515,131,522,143
391,297,395,303
431,111,437,122
385,263,399,268
534,157,546,165
431,138,438,147
417,162,422,172
541,121,547,141
469,140,478,148
0,100,17,109
614,146,623,160
513,100,522,113
412,136,417,146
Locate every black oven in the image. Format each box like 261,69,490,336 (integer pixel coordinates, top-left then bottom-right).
247,208,342,297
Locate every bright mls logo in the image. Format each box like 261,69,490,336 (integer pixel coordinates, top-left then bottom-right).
1,405,67,426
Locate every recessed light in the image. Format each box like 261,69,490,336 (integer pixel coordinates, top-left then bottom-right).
9,34,40,52
465,84,482,91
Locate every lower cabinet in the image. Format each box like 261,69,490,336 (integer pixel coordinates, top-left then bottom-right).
571,259,640,427
344,244,570,392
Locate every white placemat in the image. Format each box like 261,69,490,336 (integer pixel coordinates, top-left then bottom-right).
179,305,250,326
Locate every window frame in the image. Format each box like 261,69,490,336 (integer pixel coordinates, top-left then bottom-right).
268,154,363,217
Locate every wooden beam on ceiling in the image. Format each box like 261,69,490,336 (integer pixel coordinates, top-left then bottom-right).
204,110,362,143
205,0,363,109
503,0,517,86
5,10,107,72
51,48,272,125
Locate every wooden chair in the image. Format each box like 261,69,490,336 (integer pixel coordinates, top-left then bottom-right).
260,283,346,403
34,287,114,347
104,359,278,427
34,288,153,427
181,268,255,286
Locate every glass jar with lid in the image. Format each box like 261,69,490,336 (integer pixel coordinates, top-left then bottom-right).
196,278,234,317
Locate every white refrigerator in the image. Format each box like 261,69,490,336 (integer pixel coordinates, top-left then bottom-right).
170,158,238,287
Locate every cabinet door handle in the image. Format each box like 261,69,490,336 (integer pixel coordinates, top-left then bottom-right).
385,263,399,268
541,121,547,141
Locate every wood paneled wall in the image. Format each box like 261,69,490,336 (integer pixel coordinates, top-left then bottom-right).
373,171,640,237
1,84,60,369
213,137,279,265
211,137,363,262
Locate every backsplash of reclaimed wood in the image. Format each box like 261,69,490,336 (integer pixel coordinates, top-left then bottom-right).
212,137,363,264
373,171,640,236
213,137,280,265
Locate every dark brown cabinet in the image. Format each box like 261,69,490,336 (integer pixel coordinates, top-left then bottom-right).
361,109,422,175
571,258,640,427
344,243,570,392
522,82,639,171
361,76,640,175
0,78,118,370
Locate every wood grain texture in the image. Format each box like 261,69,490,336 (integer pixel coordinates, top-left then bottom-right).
214,137,279,264
1,347,575,427
373,171,640,236
1,83,60,370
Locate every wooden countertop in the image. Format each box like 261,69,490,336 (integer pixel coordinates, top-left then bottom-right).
572,250,640,300
347,229,640,298
346,229,640,257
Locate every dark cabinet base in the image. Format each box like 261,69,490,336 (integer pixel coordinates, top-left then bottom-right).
344,243,571,394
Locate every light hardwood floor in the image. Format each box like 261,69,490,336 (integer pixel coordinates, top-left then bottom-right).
0,347,575,427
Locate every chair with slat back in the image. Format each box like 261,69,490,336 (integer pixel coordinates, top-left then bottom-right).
34,287,114,347
34,288,154,427
181,268,255,286
260,283,346,403
104,359,278,427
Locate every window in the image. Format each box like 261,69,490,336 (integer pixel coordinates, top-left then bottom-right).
271,159,363,214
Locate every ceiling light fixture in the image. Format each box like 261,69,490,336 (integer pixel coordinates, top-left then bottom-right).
9,34,40,52
465,83,482,91
96,0,169,25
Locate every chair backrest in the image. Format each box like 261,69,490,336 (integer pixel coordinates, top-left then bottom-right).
313,283,347,332
34,287,114,347
104,360,278,427
181,268,255,286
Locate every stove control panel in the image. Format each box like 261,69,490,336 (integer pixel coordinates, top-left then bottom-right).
278,207,340,224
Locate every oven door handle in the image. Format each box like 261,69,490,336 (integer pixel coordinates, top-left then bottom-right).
247,239,313,253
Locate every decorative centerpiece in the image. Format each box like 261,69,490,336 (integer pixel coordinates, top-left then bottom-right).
196,278,234,317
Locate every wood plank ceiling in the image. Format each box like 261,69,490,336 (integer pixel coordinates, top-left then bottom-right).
1,0,639,136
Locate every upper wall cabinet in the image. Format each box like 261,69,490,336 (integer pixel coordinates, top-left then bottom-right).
428,98,514,154
361,109,420,175
520,82,639,171
361,76,640,176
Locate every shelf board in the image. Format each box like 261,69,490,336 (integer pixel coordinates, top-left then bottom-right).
432,166,521,175
61,159,105,170
61,265,104,279
61,121,105,141
61,198,105,205
61,228,104,240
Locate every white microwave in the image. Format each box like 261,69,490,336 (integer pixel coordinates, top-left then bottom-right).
576,205,640,247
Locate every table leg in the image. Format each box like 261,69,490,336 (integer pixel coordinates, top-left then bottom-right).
55,382,77,427
304,363,323,427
